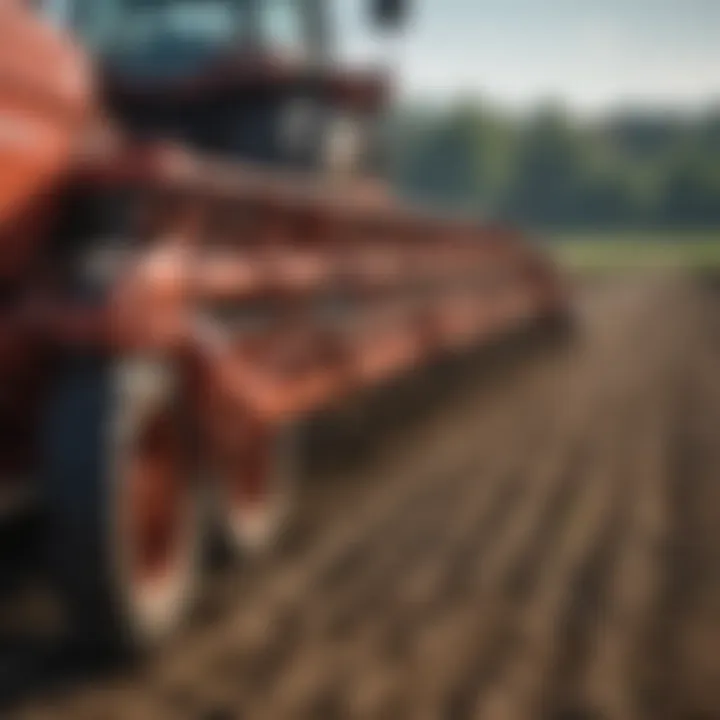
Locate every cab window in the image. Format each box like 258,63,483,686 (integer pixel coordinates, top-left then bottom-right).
259,0,306,56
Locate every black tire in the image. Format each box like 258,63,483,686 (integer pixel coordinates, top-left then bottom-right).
42,355,203,655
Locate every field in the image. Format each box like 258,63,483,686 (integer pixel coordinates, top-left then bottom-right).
551,231,720,272
2,270,720,719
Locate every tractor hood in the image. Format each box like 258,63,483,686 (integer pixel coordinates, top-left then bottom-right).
101,49,388,112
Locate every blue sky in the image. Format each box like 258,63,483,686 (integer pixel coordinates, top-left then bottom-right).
336,0,720,114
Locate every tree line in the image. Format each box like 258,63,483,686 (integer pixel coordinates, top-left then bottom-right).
388,102,720,230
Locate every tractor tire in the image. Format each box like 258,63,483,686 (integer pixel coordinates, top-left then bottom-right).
42,356,203,655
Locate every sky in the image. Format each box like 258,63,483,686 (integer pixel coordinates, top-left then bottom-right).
336,0,720,115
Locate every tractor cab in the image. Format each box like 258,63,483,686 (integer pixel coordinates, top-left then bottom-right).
42,0,408,173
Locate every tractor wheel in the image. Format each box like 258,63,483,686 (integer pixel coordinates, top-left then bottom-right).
42,356,202,654
216,423,298,556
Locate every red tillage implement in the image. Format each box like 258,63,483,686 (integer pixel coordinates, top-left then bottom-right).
0,0,568,652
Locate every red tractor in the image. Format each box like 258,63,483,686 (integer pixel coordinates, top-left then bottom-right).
0,0,567,653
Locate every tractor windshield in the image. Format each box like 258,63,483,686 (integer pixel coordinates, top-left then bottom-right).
54,0,311,79
69,0,251,77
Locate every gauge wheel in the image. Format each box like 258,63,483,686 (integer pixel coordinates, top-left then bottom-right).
215,421,298,556
42,356,203,655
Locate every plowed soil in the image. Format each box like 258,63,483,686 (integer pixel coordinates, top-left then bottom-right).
2,274,720,720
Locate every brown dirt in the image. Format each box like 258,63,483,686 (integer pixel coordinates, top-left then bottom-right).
3,273,720,720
